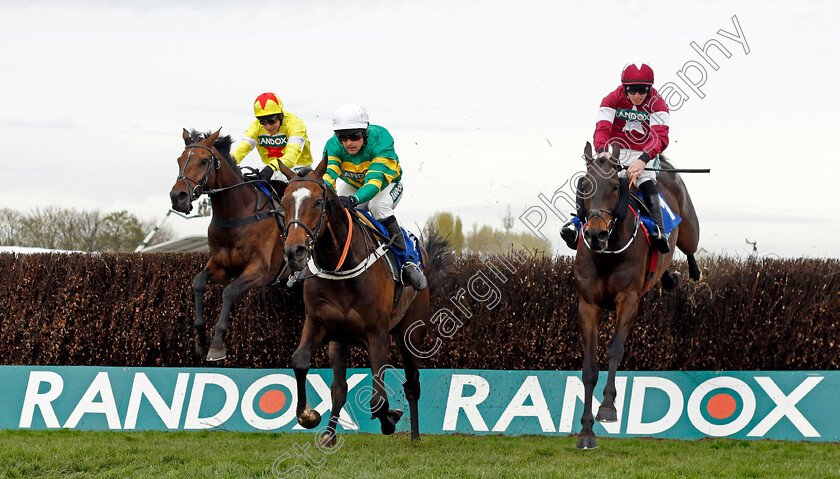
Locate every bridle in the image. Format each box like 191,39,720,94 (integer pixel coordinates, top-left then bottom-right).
176,143,221,202
582,164,639,254
283,176,390,279
283,177,330,252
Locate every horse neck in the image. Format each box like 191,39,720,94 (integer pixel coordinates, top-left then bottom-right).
208,161,258,218
314,202,367,271
608,205,639,252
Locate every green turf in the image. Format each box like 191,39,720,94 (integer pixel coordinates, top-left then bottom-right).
1,430,838,478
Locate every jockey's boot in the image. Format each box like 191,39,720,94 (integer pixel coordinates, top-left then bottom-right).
381,215,427,291
640,181,670,254
560,216,581,250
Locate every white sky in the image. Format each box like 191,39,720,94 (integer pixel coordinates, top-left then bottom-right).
1,0,838,258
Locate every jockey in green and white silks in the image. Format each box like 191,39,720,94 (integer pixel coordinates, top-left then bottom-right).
321,103,426,291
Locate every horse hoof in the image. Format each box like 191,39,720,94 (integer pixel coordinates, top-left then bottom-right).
206,348,227,362
662,272,681,290
690,270,704,283
297,410,322,429
576,434,598,450
195,343,209,357
596,407,618,423
380,409,403,435
318,432,337,448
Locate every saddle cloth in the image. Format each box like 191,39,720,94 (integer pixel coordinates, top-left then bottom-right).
353,209,424,272
635,192,682,237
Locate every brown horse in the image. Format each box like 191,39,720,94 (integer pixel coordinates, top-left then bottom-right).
276,158,448,445
169,129,288,361
574,142,701,450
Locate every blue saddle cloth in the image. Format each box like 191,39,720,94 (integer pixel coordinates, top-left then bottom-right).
636,193,681,236
356,210,423,271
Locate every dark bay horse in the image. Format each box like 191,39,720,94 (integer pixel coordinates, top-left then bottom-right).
276,158,448,445
574,142,701,450
170,129,288,361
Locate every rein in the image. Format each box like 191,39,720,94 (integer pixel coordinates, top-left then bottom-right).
178,142,283,229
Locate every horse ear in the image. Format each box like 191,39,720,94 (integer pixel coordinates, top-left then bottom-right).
610,143,620,161
277,163,295,180
313,152,329,179
584,142,594,164
207,128,221,144
183,128,191,145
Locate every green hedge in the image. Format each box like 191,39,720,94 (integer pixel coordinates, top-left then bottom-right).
0,252,837,370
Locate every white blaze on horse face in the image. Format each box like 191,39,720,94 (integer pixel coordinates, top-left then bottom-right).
291,188,311,225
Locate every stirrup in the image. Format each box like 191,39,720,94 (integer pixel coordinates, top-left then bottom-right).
401,262,427,291
652,229,670,254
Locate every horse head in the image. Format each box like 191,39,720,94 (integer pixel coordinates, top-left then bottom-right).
279,156,332,272
581,142,628,253
170,129,227,213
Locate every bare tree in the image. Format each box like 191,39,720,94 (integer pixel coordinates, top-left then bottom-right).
0,206,174,251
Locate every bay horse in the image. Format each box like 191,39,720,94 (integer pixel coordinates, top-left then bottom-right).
276,158,448,445
574,142,701,450
169,129,288,361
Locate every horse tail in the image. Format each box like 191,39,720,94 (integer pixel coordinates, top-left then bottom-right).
422,229,453,298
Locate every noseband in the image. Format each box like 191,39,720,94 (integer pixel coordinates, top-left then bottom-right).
284,177,330,252
176,143,221,201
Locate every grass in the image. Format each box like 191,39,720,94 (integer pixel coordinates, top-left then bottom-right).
1,430,839,478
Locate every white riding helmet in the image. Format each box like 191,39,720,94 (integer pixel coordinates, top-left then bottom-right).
332,103,369,131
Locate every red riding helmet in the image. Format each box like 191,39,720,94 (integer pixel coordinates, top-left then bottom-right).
621,62,654,86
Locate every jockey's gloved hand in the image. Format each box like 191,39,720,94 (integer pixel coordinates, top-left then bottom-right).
339,195,358,209
259,165,274,181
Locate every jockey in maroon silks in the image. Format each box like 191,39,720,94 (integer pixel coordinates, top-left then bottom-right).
561,62,672,254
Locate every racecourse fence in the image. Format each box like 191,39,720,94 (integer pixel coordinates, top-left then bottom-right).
0,252,837,370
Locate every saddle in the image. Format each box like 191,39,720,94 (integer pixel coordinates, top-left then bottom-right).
351,209,424,279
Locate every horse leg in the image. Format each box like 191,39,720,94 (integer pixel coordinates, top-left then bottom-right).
192,268,212,356
577,300,600,450
192,262,227,357
687,254,703,283
396,309,427,441
661,270,681,290
368,332,403,436
598,291,639,424
207,265,269,361
321,341,349,448
292,319,324,429
675,191,702,283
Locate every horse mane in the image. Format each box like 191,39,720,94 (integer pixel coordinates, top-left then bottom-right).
186,129,242,180
296,166,312,177
659,155,674,170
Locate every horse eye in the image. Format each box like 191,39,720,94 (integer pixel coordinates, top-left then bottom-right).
314,199,323,208
612,184,620,191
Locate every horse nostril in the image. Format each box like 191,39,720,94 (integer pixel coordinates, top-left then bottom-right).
598,231,609,242
170,190,187,204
